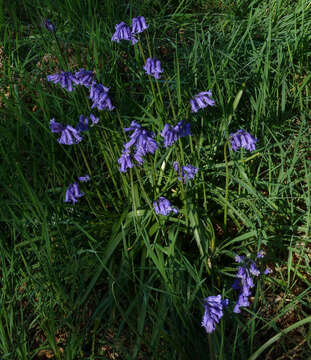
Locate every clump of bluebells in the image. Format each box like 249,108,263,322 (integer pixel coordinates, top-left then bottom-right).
46,15,271,341
201,251,271,334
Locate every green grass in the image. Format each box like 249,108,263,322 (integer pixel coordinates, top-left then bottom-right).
1,0,311,358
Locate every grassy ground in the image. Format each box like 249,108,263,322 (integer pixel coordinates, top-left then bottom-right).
1,0,311,359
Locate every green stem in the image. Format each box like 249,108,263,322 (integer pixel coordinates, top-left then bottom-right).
224,141,229,229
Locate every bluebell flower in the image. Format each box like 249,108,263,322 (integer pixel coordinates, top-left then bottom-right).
229,129,257,152
76,115,89,132
78,175,91,182
65,182,85,203
173,162,198,182
50,118,65,133
257,250,265,259
235,255,246,263
264,267,272,275
160,121,191,147
111,22,137,45
201,295,228,334
89,113,99,125
153,197,178,216
47,71,77,92
131,16,148,34
74,69,94,87
89,81,115,111
42,19,56,33
190,91,215,113
58,125,83,145
143,58,163,79
118,121,158,172
118,149,134,173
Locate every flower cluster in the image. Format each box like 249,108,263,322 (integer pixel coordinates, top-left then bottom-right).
230,129,257,152
232,252,271,313
160,121,191,148
173,162,198,182
143,58,163,79
65,175,90,204
153,197,178,216
47,71,77,92
89,81,115,111
201,295,229,334
190,91,215,113
112,16,148,45
118,121,158,172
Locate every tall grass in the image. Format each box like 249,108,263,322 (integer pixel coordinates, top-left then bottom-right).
1,0,311,358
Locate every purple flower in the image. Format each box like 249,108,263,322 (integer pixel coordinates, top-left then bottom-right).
131,16,148,34
257,250,265,258
201,295,228,334
58,125,83,145
47,71,77,92
78,175,91,182
173,162,198,182
160,121,191,147
118,121,158,172
190,91,215,113
111,22,137,45
74,69,94,88
76,115,89,132
50,119,83,145
233,265,255,314
50,118,65,133
65,182,85,204
229,129,257,152
249,261,260,277
153,197,178,216
264,267,272,275
89,81,115,111
42,19,56,33
143,58,163,79
89,113,99,125
235,255,246,263
118,148,134,173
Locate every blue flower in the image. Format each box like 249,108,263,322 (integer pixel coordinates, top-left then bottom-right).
131,16,148,34
50,118,64,133
111,22,137,45
118,121,158,172
76,115,89,132
78,175,91,182
190,91,215,113
143,58,163,79
89,81,115,111
153,197,178,216
64,182,85,203
42,19,56,33
50,119,83,145
201,295,228,334
160,121,191,147
173,162,198,182
47,71,77,92
229,129,257,152
74,69,94,88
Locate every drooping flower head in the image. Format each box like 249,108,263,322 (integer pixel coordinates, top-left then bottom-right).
89,81,115,111
118,121,158,172
229,129,257,152
65,182,85,204
190,91,215,113
47,71,77,92
173,162,198,182
76,115,89,132
78,175,91,182
131,16,148,34
111,22,137,45
50,119,83,145
73,69,94,88
143,58,163,79
153,197,178,216
201,295,229,334
160,121,191,147
42,19,56,33
232,253,268,313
